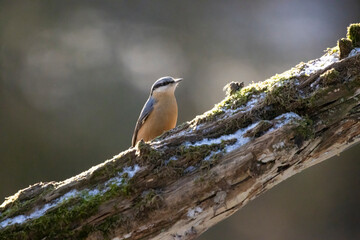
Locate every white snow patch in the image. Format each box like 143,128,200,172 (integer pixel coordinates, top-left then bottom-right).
297,53,339,77
184,166,196,173
193,123,203,131
0,189,79,228
105,164,141,187
165,156,178,165
187,206,203,219
270,112,302,131
0,165,141,229
310,78,321,89
349,48,360,57
273,79,290,88
169,156,178,161
185,122,259,149
185,112,302,159
87,189,100,197
222,93,266,116
0,215,27,228
123,165,140,178
244,96,260,109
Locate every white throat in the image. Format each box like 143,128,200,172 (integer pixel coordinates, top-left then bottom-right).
152,84,177,94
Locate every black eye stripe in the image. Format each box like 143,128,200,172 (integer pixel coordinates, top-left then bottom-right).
154,81,173,89
151,78,176,93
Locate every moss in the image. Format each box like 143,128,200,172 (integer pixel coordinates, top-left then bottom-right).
0,198,36,222
200,157,219,171
227,86,261,109
107,182,132,198
195,79,274,123
92,214,124,238
136,140,163,165
180,140,233,159
153,139,237,180
306,86,324,108
88,153,137,185
200,148,229,170
264,80,303,111
338,38,353,59
0,175,136,240
0,184,56,222
1,196,93,239
347,23,360,47
191,60,307,126
90,165,118,181
195,71,309,139
179,144,217,165
135,189,163,217
202,108,225,122
293,116,314,147
325,46,339,55
137,141,229,179
320,68,341,86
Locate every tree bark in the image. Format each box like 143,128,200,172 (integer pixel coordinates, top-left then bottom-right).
1,44,360,239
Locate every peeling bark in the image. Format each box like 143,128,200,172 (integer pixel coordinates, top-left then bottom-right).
1,44,360,239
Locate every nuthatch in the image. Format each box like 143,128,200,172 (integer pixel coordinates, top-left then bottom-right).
132,76,182,147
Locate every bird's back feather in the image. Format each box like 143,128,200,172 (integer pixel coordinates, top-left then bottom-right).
132,96,156,147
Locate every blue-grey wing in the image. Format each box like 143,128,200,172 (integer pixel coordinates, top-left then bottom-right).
132,96,156,147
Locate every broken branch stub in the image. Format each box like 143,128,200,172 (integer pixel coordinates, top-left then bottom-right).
1,25,360,240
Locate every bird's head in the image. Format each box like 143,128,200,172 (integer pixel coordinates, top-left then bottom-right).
151,76,182,95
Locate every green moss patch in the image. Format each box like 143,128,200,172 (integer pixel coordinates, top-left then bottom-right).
347,23,360,47
0,181,134,240
264,80,303,111
320,68,341,86
293,116,314,147
0,184,55,222
191,60,309,127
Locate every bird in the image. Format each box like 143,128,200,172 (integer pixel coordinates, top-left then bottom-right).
132,76,182,147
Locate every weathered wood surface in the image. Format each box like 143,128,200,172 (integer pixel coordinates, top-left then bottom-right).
1,29,360,240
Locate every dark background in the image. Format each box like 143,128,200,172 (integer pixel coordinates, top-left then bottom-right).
0,1,359,239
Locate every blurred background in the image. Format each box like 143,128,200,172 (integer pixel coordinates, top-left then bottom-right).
0,0,359,239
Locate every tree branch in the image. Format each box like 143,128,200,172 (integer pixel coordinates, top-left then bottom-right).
1,24,360,240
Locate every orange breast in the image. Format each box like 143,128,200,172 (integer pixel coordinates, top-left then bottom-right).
136,94,178,143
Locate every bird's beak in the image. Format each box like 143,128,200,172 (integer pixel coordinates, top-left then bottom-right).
174,78,183,84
